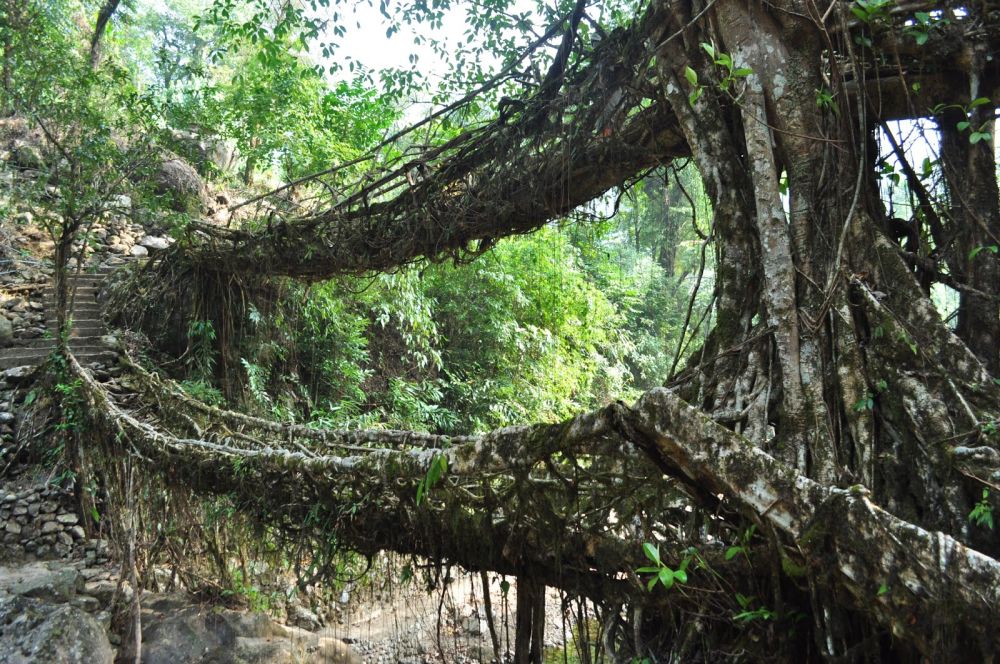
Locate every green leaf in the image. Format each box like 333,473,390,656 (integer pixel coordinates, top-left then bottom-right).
914,32,928,45
643,542,661,565
683,66,698,87
877,583,889,596
732,67,753,78
970,131,991,144
969,97,992,109
725,546,743,561
674,569,688,584
969,244,1000,261
956,120,970,132
647,576,658,591
700,42,715,59
636,566,661,574
688,87,703,107
658,568,674,588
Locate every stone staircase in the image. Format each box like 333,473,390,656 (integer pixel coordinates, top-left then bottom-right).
0,263,124,370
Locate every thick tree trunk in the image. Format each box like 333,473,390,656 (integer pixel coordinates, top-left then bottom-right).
89,0,123,70
940,108,1000,375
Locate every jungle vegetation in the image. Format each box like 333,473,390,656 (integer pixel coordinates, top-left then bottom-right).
1,0,998,661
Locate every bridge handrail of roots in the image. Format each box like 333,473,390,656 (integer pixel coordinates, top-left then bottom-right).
64,349,1000,652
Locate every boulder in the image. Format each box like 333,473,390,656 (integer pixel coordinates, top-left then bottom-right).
0,596,113,664
154,154,204,212
10,142,45,171
168,129,234,175
140,593,362,664
2,366,35,384
139,235,171,251
9,565,82,602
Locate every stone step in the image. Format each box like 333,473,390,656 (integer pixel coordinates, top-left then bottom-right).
24,337,107,349
45,305,102,315
46,309,101,316
0,352,117,370
44,317,102,324
43,286,102,295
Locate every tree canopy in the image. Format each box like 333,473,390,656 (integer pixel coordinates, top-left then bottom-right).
2,0,999,661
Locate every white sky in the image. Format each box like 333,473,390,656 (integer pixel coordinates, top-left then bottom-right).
320,2,468,78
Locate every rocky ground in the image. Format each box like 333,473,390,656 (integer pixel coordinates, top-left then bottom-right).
0,462,574,663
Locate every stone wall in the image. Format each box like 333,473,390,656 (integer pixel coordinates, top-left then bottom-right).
0,482,109,565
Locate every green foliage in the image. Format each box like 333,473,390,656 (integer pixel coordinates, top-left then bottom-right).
904,11,949,46
969,245,998,261
733,593,776,623
700,42,753,94
815,87,840,116
186,319,218,378
725,525,756,561
636,542,691,592
932,97,994,145
424,228,632,431
415,452,448,505
969,489,994,530
850,0,893,24
179,379,225,407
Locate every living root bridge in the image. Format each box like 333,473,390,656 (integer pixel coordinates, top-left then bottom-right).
68,353,1000,655
179,0,1000,283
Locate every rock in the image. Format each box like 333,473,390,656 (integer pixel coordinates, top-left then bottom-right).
99,334,120,350
68,525,86,540
2,366,35,384
82,579,117,606
289,603,322,631
56,513,79,525
0,316,12,347
129,244,149,258
167,128,234,175
154,154,204,212
109,194,132,210
4,522,20,535
40,521,61,534
0,596,113,663
141,593,362,664
11,142,45,170
70,594,101,613
139,235,171,251
10,566,82,602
